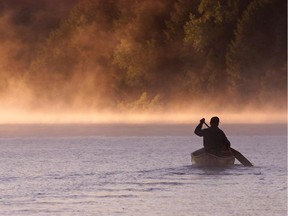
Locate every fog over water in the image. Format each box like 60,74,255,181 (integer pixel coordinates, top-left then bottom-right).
0,3,286,216
0,0,286,124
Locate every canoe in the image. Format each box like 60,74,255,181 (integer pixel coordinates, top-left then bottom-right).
191,148,235,167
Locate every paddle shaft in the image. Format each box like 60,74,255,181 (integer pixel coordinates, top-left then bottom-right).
204,122,210,128
202,121,253,166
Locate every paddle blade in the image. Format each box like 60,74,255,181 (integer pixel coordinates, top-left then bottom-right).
230,148,253,167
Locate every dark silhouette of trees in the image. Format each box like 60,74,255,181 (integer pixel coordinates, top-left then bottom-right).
6,0,285,111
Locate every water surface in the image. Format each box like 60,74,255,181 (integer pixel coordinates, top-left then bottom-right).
0,124,286,215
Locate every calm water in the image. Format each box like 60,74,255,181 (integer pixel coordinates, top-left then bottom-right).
0,124,286,216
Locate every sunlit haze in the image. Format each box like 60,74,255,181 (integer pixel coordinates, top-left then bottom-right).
0,108,286,124
0,0,286,125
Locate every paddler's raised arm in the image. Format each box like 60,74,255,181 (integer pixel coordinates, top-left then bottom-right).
194,118,205,137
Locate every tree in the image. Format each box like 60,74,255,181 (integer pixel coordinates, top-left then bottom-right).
226,0,287,103
183,0,249,95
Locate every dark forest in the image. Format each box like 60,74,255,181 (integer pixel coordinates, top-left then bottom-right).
0,0,286,114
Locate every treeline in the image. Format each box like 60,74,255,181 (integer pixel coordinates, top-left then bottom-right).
19,0,288,111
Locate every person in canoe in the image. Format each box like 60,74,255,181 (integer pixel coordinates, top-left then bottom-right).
194,116,230,155
193,116,253,166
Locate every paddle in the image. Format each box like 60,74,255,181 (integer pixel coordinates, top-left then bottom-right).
203,122,253,167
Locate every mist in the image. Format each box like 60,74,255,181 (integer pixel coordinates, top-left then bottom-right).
0,0,286,124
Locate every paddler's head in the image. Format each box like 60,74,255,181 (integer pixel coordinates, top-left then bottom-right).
210,116,219,127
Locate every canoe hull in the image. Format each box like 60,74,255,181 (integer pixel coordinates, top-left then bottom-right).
191,149,235,167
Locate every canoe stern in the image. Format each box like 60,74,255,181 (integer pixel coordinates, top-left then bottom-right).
191,149,235,167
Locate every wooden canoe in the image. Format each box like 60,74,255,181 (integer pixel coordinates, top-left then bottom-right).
191,148,235,167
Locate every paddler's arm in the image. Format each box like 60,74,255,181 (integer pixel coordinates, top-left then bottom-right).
194,118,205,137
224,137,231,149
221,130,231,149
